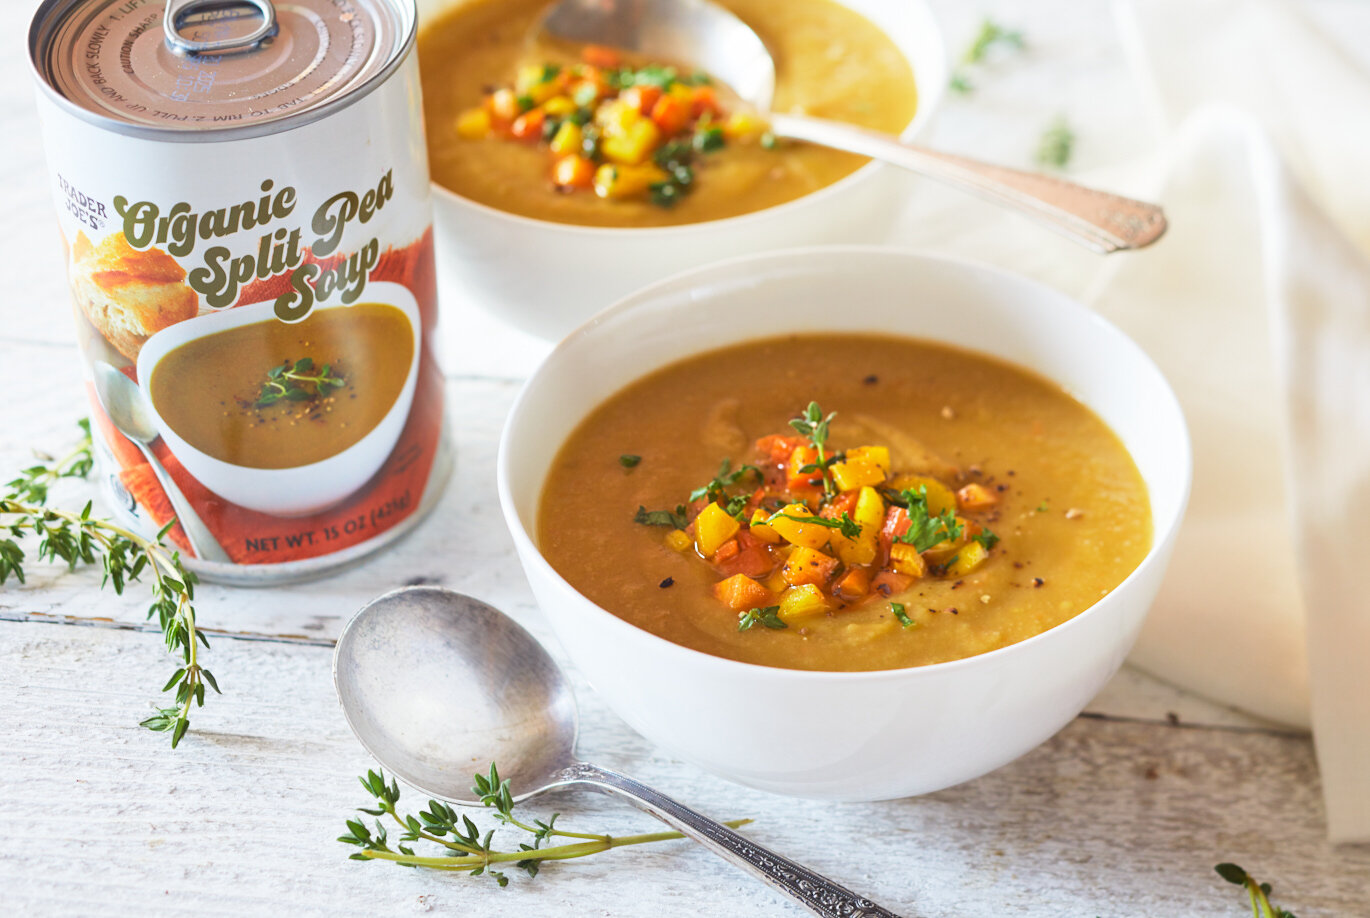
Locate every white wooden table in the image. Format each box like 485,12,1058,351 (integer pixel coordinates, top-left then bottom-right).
3,1,1368,915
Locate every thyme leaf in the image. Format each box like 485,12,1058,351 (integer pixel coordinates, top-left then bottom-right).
1214,864,1298,918
737,606,786,631
767,509,861,540
1036,116,1075,170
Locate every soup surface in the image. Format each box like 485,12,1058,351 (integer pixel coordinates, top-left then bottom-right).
149,303,413,470
538,335,1152,671
419,0,918,226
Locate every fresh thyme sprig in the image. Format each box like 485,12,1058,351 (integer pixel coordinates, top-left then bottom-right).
788,402,838,500
767,509,862,540
0,419,217,747
256,357,345,407
1215,864,1298,918
689,458,761,504
341,765,752,886
949,19,1025,94
1036,116,1075,170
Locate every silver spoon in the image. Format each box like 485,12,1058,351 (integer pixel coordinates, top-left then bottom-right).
334,586,909,918
92,362,232,564
536,0,1166,253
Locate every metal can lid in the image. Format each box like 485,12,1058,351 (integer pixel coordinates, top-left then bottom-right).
31,0,413,136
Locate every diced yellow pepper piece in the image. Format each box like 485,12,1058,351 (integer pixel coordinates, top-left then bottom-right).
783,546,837,587
748,509,780,543
515,64,551,94
602,118,663,165
594,99,640,134
542,95,577,117
765,503,831,550
694,503,740,559
778,583,829,622
853,486,886,530
887,474,957,516
664,529,692,553
593,163,669,199
830,457,885,492
549,121,583,156
847,446,891,476
889,543,927,578
722,111,767,141
763,570,789,594
945,540,988,577
835,486,883,566
456,108,492,139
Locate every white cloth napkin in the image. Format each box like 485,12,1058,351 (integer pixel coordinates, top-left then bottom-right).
882,0,1370,841
1117,0,1370,846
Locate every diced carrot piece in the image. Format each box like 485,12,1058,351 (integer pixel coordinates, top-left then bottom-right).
713,573,776,611
621,85,663,115
690,85,721,118
879,505,912,556
650,94,690,135
581,44,623,68
510,109,545,141
956,483,999,510
715,530,777,579
819,491,858,520
487,88,522,122
783,546,839,587
551,155,595,189
870,570,914,598
833,567,871,603
786,445,822,491
713,538,741,563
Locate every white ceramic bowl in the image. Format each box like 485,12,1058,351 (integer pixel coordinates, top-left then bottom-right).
498,247,1191,800
422,0,946,340
137,281,422,517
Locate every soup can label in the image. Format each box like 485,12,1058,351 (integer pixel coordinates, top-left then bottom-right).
29,0,450,582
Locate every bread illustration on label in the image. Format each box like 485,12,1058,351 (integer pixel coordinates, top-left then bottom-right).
71,231,198,360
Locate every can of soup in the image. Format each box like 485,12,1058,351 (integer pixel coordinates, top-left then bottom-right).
29,0,450,584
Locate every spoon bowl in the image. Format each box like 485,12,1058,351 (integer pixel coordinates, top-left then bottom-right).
334,587,577,803
534,0,1166,252
334,585,911,917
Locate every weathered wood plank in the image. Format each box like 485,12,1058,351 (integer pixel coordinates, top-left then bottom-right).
0,623,1363,918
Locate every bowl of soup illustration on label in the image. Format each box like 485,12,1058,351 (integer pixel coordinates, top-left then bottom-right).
135,282,421,517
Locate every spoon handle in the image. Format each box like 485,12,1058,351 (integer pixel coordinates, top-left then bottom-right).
134,443,233,564
768,112,1166,254
563,762,908,918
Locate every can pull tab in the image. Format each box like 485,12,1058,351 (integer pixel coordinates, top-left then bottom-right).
163,0,278,55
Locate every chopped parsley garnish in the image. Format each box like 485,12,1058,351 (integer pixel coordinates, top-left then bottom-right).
619,454,641,469
891,602,916,629
738,606,786,631
1036,116,1074,169
972,529,1000,551
634,504,689,529
890,486,963,552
